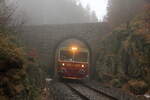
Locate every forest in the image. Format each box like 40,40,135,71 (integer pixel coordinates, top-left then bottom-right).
96,0,150,97
0,0,150,100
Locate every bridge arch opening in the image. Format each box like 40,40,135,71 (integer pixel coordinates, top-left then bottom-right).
54,38,91,79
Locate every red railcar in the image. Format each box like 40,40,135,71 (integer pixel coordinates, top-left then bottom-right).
57,47,89,80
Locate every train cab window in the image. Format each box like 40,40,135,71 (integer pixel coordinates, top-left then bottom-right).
60,50,73,61
59,49,88,62
74,52,88,62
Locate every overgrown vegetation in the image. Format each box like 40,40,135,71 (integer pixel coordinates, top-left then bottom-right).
96,4,150,95
0,35,46,100
23,54,48,100
0,1,47,100
0,34,26,100
0,1,26,99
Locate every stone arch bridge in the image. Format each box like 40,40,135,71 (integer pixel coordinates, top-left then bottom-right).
21,23,110,78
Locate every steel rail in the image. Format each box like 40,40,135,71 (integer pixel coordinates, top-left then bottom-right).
65,83,90,100
81,84,118,100
65,82,118,100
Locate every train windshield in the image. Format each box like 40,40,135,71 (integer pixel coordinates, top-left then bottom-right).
59,50,88,62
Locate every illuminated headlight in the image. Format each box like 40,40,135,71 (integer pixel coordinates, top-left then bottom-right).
81,65,85,68
62,63,65,66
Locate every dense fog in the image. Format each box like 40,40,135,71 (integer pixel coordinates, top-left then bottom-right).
9,0,98,25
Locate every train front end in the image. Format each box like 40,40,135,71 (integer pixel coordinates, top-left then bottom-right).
57,47,89,80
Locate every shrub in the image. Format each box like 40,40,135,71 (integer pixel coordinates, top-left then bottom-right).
110,74,129,88
128,80,148,95
115,74,129,83
0,35,25,71
0,34,26,99
110,79,123,88
98,73,114,82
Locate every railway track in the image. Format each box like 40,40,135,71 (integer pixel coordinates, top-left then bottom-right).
65,82,118,100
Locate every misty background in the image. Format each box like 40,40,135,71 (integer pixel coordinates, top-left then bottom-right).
6,0,107,25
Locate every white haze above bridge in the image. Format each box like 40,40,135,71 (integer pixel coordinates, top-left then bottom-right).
6,0,108,25
76,0,108,21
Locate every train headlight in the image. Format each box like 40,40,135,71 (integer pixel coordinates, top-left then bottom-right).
81,65,85,68
62,63,65,66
